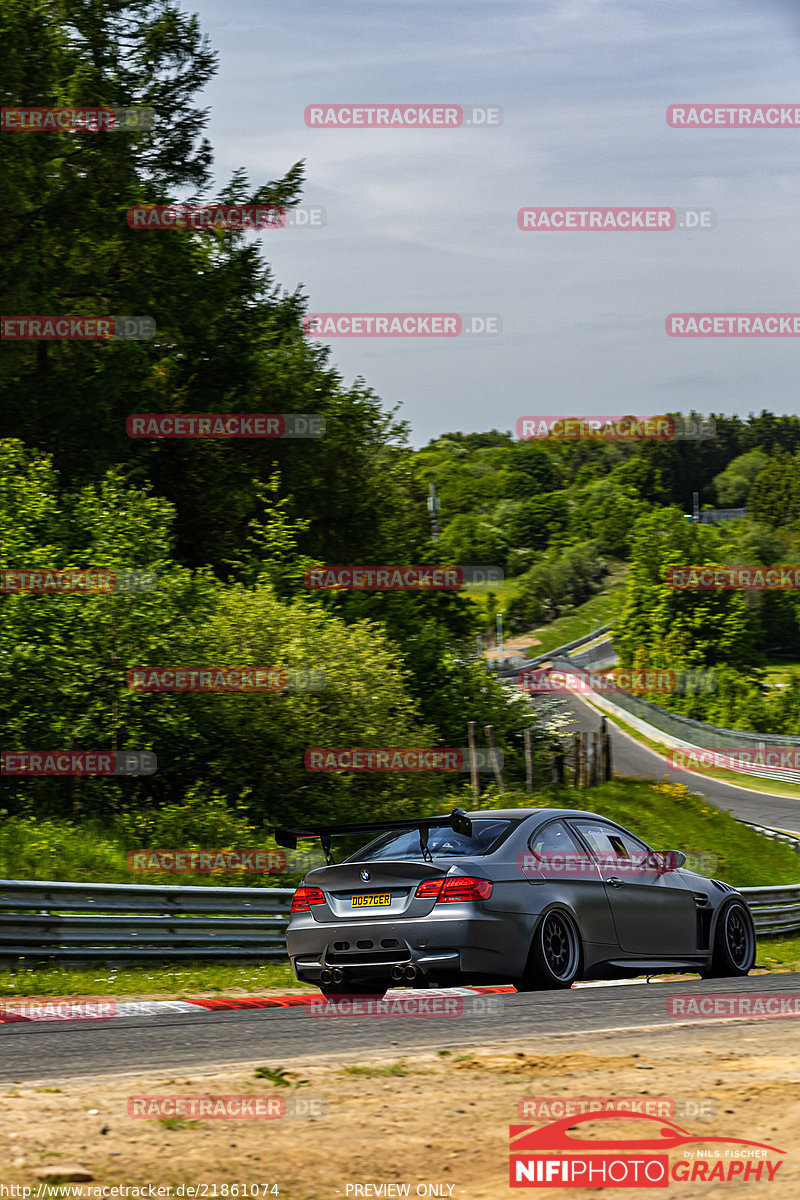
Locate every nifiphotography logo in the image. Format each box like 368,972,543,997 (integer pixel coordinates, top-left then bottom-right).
509,1111,785,1186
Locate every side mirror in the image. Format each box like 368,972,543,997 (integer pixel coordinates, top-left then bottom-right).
658,850,686,872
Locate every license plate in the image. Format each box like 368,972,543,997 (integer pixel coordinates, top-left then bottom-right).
351,893,391,908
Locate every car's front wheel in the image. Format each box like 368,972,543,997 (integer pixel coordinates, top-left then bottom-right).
516,909,582,991
701,900,756,978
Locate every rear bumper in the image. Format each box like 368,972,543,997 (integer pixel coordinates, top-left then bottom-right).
286,909,528,984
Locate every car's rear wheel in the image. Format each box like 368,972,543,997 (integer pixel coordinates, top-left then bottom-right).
516,909,582,991
701,900,756,978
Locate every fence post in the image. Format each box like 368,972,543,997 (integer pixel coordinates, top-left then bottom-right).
551,745,564,785
589,731,599,787
572,733,581,787
484,725,505,795
467,721,480,800
524,727,534,793
601,720,612,781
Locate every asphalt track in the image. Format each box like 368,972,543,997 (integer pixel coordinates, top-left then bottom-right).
555,690,800,835
2,974,799,1084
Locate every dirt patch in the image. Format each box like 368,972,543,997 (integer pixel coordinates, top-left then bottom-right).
0,1023,798,1198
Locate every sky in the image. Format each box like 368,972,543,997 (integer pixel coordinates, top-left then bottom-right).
189,0,800,445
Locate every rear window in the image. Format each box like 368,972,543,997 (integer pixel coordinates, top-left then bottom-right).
347,819,514,862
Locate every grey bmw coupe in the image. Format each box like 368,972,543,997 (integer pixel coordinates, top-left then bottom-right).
277,806,756,997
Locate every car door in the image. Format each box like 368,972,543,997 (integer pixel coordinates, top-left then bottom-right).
567,820,696,955
525,818,617,947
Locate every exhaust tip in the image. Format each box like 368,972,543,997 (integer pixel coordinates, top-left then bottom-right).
331,968,344,983
390,965,405,981
404,965,418,981
320,968,332,985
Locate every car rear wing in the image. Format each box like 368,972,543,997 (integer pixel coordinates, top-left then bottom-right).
274,807,473,863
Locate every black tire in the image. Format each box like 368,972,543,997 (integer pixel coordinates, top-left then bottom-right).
701,900,756,978
319,983,388,1000
516,909,582,991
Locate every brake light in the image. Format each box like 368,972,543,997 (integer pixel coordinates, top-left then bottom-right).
291,886,325,913
414,877,493,902
415,879,443,899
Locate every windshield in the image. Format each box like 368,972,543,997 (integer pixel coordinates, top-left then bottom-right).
346,819,514,861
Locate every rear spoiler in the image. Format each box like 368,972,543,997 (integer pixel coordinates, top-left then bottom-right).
275,807,473,864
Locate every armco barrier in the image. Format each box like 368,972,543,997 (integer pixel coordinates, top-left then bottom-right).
0,875,797,965
739,885,800,937
508,622,618,671
0,879,293,965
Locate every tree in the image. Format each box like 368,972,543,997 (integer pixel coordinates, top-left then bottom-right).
615,507,763,672
568,479,646,557
748,452,800,528
712,450,769,507
509,493,570,551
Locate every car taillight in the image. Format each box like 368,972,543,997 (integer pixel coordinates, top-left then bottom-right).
414,877,493,902
291,886,325,913
415,879,444,899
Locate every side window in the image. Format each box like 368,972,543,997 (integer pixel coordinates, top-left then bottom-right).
571,822,650,862
529,819,584,858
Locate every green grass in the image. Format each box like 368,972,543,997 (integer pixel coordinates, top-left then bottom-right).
0,959,308,998
340,1061,432,1077
0,813,317,886
462,575,519,608
757,935,800,972
253,1066,308,1087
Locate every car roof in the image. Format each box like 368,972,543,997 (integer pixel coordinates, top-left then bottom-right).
458,807,614,822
